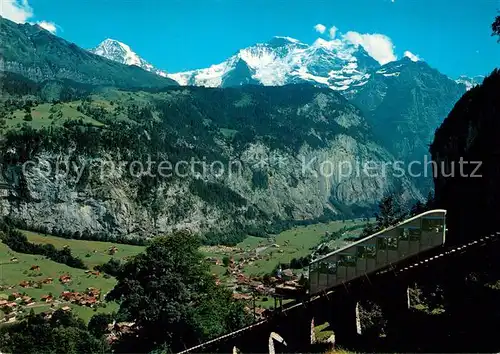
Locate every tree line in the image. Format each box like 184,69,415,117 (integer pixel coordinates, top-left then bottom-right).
0,221,86,269
0,309,109,354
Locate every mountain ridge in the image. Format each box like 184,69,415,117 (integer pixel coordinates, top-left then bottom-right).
0,20,468,241
350,56,466,193
166,36,380,92
89,34,476,97
89,39,171,79
0,17,178,89
0,81,423,241
455,75,486,90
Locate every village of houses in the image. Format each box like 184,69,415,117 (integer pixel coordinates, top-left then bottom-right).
0,244,123,325
0,240,307,344
204,240,308,319
0,263,136,346
0,261,105,324
0,220,366,348
1,246,307,336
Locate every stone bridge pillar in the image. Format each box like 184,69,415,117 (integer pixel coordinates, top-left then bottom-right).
376,278,410,350
268,304,315,353
328,291,359,349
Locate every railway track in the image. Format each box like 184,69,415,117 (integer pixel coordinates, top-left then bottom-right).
178,231,500,353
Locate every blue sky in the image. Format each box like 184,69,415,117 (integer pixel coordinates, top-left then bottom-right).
3,0,499,77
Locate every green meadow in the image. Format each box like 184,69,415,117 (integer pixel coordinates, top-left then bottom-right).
22,230,145,269
6,102,104,130
1,219,365,322
1,230,145,323
0,242,118,323
237,220,365,276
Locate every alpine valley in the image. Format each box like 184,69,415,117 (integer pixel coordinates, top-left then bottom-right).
93,36,469,191
0,16,474,244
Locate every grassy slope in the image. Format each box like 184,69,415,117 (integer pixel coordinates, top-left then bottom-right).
1,230,144,323
0,242,118,323
238,220,364,276
6,102,104,130
3,220,365,320
204,220,364,308
22,230,145,269
2,89,164,132
200,219,365,293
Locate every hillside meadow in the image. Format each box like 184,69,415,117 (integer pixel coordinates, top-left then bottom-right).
204,219,366,276
22,230,145,269
6,102,104,130
1,219,365,321
0,242,118,323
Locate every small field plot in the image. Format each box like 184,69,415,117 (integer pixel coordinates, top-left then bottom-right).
22,230,145,268
6,102,105,130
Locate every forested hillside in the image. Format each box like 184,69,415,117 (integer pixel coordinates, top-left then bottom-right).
0,74,421,244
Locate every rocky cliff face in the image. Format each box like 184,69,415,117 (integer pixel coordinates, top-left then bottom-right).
0,85,422,240
350,57,466,192
351,57,466,162
430,69,500,244
0,138,419,239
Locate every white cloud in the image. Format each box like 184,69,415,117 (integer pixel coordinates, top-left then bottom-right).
314,24,326,34
328,26,338,39
37,21,57,34
0,0,33,23
343,31,397,65
404,50,420,62
0,0,58,34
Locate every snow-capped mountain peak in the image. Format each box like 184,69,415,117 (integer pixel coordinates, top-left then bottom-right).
167,36,380,92
311,38,343,51
90,35,458,97
90,39,145,67
88,35,390,92
455,75,485,91
267,36,303,46
89,39,168,77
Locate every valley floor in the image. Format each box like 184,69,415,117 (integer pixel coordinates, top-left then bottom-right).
0,219,365,324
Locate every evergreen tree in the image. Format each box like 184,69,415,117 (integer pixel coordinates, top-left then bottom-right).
107,231,252,353
0,310,109,354
425,191,435,210
359,222,377,238
493,15,500,40
410,200,425,216
375,194,405,229
88,313,114,338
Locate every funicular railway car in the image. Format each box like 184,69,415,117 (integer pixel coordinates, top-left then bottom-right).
309,209,447,295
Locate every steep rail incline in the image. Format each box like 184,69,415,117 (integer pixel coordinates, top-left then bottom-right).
178,228,500,353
